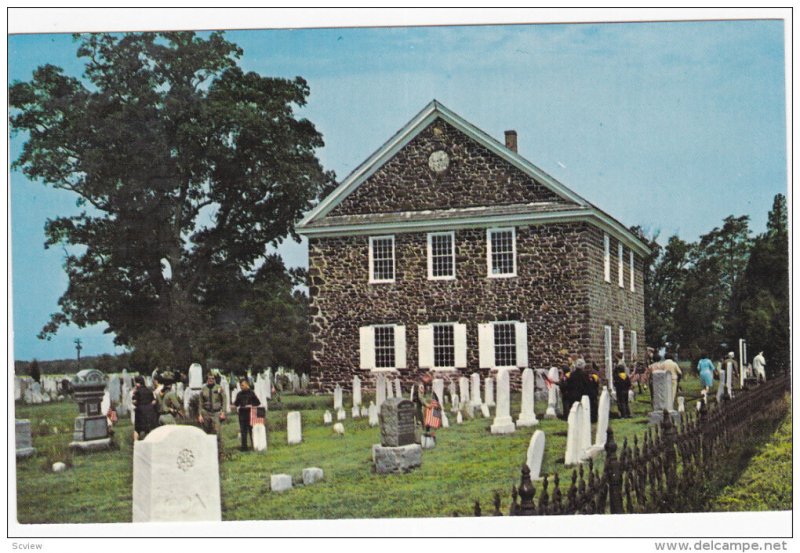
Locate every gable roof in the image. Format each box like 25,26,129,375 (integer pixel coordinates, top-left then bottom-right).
297,100,650,256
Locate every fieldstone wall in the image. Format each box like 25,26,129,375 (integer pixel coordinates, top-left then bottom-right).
329,119,571,217
308,223,597,392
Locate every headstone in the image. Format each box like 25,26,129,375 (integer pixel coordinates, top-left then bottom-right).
188,363,203,389
379,398,416,447
301,373,309,390
394,379,402,398
421,434,436,449
287,412,302,445
451,394,460,414
526,430,546,480
351,405,360,418
448,380,457,405
385,378,394,399
15,420,36,458
100,391,111,416
484,376,495,407
490,368,516,434
716,368,727,403
353,375,362,407
219,377,229,413
456,411,463,424
459,377,470,409
337,407,346,421
677,396,685,413
108,376,121,404
270,474,292,493
441,410,449,428
533,369,549,403
323,410,332,425
517,368,538,427
628,389,635,403
376,373,386,408
544,367,560,419
70,369,111,452
368,402,379,427
52,462,67,473
252,419,267,452
470,373,481,406
480,404,491,418
648,371,679,425
333,384,343,410
588,389,610,457
372,443,422,474
333,422,345,435
564,402,582,465
725,360,735,398
302,467,324,485
264,369,272,400
578,395,592,460
432,378,445,406
361,405,369,417
132,425,221,521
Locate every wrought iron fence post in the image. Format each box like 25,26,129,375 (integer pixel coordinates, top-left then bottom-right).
605,426,624,514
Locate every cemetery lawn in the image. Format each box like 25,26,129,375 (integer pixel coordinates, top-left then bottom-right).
16,375,710,523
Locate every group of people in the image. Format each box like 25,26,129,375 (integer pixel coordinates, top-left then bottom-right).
130,371,264,452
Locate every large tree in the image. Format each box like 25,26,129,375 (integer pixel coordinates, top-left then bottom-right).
11,32,333,369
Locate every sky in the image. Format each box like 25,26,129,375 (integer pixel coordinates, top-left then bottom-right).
8,13,788,361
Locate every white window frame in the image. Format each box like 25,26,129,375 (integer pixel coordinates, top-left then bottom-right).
361,324,405,372
486,227,517,278
427,231,456,280
618,242,624,288
629,251,635,292
631,330,638,361
368,235,395,284
619,325,625,354
604,325,613,387
479,321,527,370
419,323,467,371
603,233,611,283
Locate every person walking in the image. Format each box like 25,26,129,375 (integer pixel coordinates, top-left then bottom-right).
233,378,261,451
752,351,767,382
132,376,158,441
696,352,715,395
613,352,632,418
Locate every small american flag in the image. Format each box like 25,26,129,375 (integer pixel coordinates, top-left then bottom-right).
424,399,442,429
250,406,266,426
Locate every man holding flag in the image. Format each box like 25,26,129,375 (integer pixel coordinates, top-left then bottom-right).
233,378,262,451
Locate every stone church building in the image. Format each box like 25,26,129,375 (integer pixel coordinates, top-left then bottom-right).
297,101,649,390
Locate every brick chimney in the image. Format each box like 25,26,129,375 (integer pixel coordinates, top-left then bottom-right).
504,130,518,153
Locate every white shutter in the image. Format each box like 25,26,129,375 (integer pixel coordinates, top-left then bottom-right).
395,325,406,369
454,323,468,368
618,243,624,288
478,323,494,369
603,234,611,282
604,325,613,385
359,326,374,370
418,325,433,369
619,325,625,353
629,251,635,292
515,321,528,368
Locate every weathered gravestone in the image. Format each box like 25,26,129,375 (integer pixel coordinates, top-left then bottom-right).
677,396,685,413
376,373,386,408
544,367,560,419
490,368,516,434
484,376,495,407
459,377,470,409
526,430,545,480
333,384,343,410
368,402,379,427
533,369,549,403
302,467,324,485
132,425,221,522
361,405,369,418
648,371,679,425
287,412,302,445
108,376,121,405
379,398,416,447
271,474,292,493
470,373,481,406
448,380,457,405
432,378,444,405
188,363,203,389
385,378,394,399
70,369,111,452
353,375,362,407
323,410,333,425
517,368,538,427
373,398,422,474
351,405,360,418
394,379,402,398
337,408,346,421
588,388,610,457
564,402,582,466
15,419,36,458
451,393,460,414
578,395,592,461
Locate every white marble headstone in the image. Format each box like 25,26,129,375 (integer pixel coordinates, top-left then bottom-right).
451,394,460,414
484,376,495,407
470,373,481,406
333,384,343,410
385,378,394,399
564,402,581,466
287,411,302,445
432,378,444,405
337,408,346,421
368,402,379,427
448,380,457,405
351,405,360,418
490,368,516,434
323,410,332,425
544,367,560,419
393,379,402,398
252,423,267,452
459,377,470,409
526,430,546,480
353,375,362,407
188,363,203,389
132,425,221,522
517,368,538,427
376,373,386,408
578,395,592,460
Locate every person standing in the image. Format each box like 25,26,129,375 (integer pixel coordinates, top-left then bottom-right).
613,352,632,418
132,376,158,441
752,351,767,382
157,382,184,425
199,372,227,435
661,353,683,408
233,378,261,451
696,352,715,395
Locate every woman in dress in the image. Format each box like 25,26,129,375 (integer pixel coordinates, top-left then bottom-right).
696,352,715,395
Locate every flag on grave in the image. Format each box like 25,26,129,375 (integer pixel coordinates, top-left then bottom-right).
250,406,266,426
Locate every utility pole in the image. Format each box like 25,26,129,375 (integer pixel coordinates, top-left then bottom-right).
74,338,83,370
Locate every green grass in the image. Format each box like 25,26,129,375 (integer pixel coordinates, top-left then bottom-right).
709,395,792,512
15,375,710,523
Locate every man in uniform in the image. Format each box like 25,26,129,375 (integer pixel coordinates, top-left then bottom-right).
157,380,184,425
199,372,227,435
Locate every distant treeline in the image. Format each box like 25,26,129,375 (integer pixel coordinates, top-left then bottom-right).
15,353,132,376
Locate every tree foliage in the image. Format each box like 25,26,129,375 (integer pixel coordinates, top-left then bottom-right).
11,32,333,370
